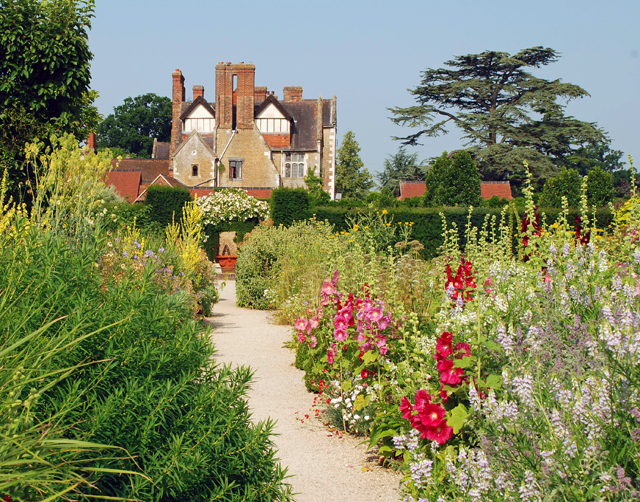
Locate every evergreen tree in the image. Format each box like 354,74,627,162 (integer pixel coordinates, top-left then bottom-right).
390,47,605,187
377,147,425,197
335,131,373,199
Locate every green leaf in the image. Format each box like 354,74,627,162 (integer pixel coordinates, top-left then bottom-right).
447,403,469,434
484,374,502,390
369,428,397,447
362,350,377,365
453,355,475,368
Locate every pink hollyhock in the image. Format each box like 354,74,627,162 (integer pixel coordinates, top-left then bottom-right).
368,307,383,323
327,344,337,364
297,332,306,343
316,306,324,318
294,317,308,332
308,336,317,348
309,316,320,330
331,270,339,286
454,342,471,359
378,315,391,330
333,314,348,331
379,346,388,355
334,328,347,342
423,421,454,444
321,280,335,296
375,335,387,348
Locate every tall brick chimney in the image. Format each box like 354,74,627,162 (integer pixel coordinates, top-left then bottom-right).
254,86,267,104
86,131,97,152
193,85,204,101
215,62,255,130
283,86,303,102
170,69,185,156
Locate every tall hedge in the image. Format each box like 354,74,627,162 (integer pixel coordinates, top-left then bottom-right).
270,188,310,226
145,185,192,227
312,206,613,258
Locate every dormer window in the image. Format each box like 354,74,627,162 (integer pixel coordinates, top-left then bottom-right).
255,99,292,134
181,98,216,133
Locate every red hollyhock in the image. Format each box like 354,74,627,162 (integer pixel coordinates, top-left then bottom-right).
423,421,454,444
438,359,464,386
414,389,431,411
399,397,413,419
454,342,471,359
412,403,446,428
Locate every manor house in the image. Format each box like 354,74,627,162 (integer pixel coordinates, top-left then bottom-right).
106,62,338,201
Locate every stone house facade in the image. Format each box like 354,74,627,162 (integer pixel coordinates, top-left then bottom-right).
155,62,337,198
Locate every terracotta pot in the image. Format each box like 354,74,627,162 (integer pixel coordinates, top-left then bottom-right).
216,255,237,272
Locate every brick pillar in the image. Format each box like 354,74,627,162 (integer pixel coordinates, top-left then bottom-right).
170,69,185,156
236,63,255,130
193,85,204,100
283,86,303,102
215,63,233,129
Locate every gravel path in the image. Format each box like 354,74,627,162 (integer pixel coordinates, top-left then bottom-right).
207,280,402,502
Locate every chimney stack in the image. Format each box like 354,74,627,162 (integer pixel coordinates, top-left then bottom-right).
170,69,185,156
86,131,97,152
193,85,204,100
254,86,267,104
283,86,303,102
215,62,256,130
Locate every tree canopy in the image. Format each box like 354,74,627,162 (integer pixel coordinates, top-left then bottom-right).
377,147,425,197
0,0,99,200
423,151,482,207
335,131,373,199
97,93,172,157
389,47,605,186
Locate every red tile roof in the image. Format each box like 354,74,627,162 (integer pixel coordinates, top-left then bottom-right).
263,134,290,148
104,171,142,202
480,182,512,200
399,181,513,201
110,159,170,183
398,181,425,201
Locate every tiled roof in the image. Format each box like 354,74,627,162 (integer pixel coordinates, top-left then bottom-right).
135,175,186,202
104,171,142,202
110,159,170,183
281,101,317,151
399,181,513,201
398,181,425,201
153,142,170,160
481,181,512,200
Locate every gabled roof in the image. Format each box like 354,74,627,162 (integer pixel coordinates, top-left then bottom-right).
399,181,513,201
281,101,318,151
135,174,186,202
110,158,170,183
179,95,216,120
104,171,142,202
481,181,512,200
173,130,215,158
153,141,170,160
255,94,293,121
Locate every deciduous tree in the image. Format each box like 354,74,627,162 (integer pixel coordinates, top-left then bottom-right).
97,93,172,157
424,151,482,207
335,131,373,199
0,0,99,200
390,47,605,186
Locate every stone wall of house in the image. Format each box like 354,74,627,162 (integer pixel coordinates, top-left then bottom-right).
322,126,336,198
172,134,216,187
217,128,279,188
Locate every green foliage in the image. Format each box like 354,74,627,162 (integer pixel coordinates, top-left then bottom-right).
424,151,482,207
144,185,193,227
304,169,331,206
367,188,399,208
270,187,311,226
97,93,172,157
565,136,626,175
586,165,616,207
335,131,373,199
377,147,425,197
539,168,583,208
390,47,606,186
481,195,510,208
0,0,99,201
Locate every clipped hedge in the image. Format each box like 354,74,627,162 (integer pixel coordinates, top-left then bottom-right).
312,206,614,258
270,188,310,226
145,185,193,227
203,219,260,260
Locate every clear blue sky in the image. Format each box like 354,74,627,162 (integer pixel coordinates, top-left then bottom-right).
89,0,639,179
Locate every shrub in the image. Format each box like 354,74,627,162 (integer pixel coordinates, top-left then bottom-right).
539,168,582,207
424,151,482,207
586,165,616,207
270,187,311,226
145,184,192,227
